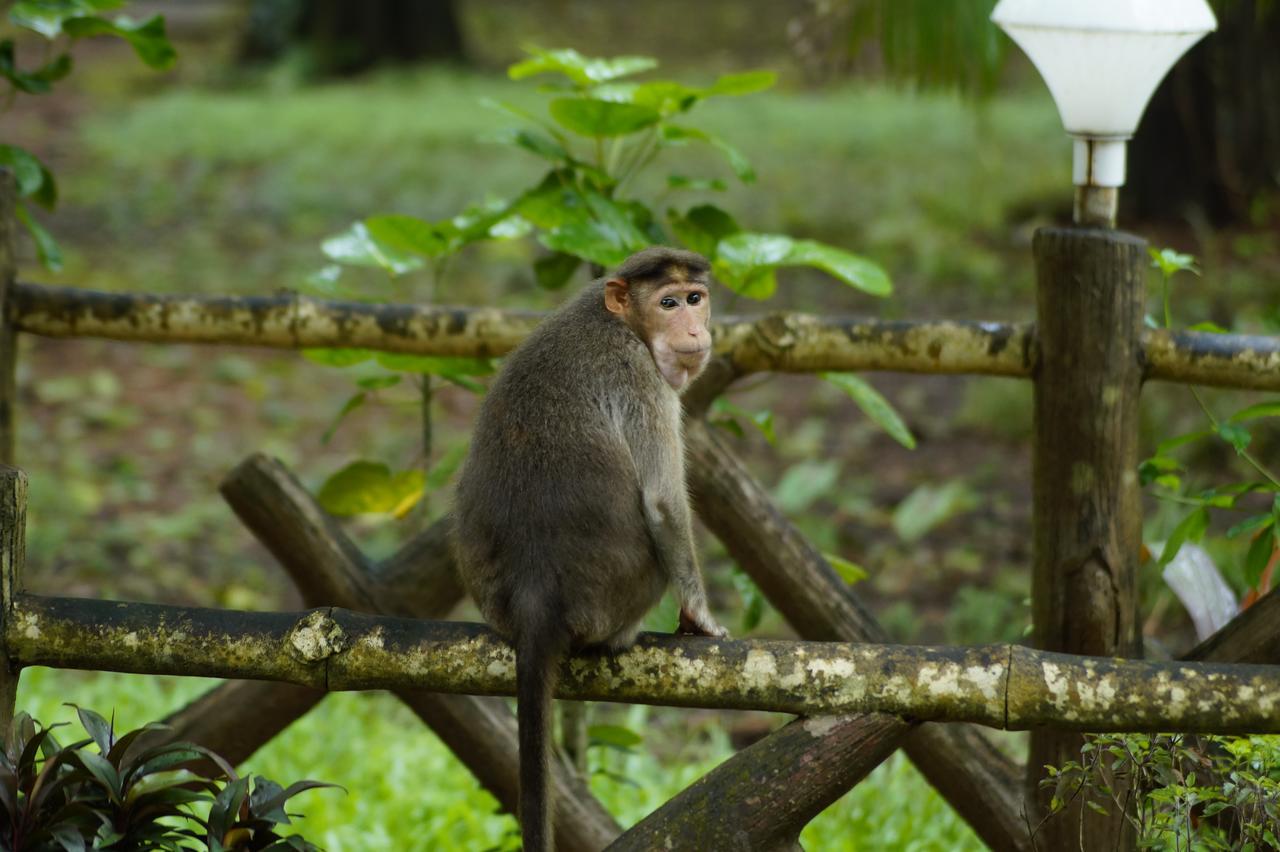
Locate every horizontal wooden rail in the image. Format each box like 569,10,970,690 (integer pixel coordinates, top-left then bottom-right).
12,282,1280,389
9,594,1280,733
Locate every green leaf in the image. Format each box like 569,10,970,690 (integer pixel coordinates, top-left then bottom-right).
822,372,917,449
711,399,775,445
703,70,777,97
355,375,401,391
302,348,374,368
1216,422,1252,454
374,353,495,377
9,0,125,37
509,48,657,86
321,392,366,445
890,480,978,543
363,214,454,259
15,203,62,270
72,704,113,754
1229,401,1280,422
537,190,650,267
1226,513,1274,540
1158,507,1210,567
0,41,72,93
426,444,469,489
321,222,423,276
317,461,425,517
63,14,175,69
824,553,869,584
773,460,841,514
626,80,701,114
1147,246,1200,279
548,98,661,137
1138,455,1184,487
1156,429,1213,456
494,128,571,163
1188,321,1228,333
713,232,793,299
534,252,581,290
662,125,756,183
0,143,48,197
1243,527,1276,588
587,725,643,750
667,204,740,258
666,175,727,192
785,239,892,297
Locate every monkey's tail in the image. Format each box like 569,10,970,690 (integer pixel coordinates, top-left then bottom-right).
516,609,568,852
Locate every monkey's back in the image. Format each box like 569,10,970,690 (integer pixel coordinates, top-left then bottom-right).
454,285,674,648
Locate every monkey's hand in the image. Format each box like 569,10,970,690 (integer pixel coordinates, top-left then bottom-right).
677,607,729,639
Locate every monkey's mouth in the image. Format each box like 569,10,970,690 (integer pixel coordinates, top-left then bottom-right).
671,346,710,357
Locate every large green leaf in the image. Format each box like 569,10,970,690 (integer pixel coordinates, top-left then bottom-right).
1157,507,1210,567
891,481,978,542
321,222,423,276
363,215,454,259
822,372,917,449
537,189,650,267
662,125,756,183
667,204,741,259
317,461,425,518
534,252,581,290
0,41,72,93
375,354,495,376
786,239,892,296
713,232,794,299
713,232,891,300
0,144,47,197
509,48,657,86
15,203,62,270
549,98,661,137
62,14,175,69
703,70,777,97
8,0,124,38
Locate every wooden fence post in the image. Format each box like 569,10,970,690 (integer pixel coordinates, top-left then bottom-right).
1,170,17,465
1027,227,1146,849
0,466,25,730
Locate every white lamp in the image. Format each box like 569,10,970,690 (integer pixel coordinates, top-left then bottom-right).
991,0,1216,226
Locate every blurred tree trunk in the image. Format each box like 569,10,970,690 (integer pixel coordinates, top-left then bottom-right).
240,0,467,74
1126,0,1280,225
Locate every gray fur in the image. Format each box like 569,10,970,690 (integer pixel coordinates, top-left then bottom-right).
452,248,724,850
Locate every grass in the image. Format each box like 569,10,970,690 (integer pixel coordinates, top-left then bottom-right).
17,668,984,850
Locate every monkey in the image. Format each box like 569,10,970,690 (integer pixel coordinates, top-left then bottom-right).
452,246,728,851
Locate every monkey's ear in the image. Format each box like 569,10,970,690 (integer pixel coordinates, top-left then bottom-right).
603,278,630,315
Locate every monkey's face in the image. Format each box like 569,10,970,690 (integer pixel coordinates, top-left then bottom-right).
641,280,712,391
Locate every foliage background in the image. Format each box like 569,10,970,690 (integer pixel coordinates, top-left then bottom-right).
4,1,1278,848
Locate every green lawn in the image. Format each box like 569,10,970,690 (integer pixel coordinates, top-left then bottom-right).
17,668,985,850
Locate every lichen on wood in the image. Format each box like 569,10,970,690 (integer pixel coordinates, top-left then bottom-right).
9,594,1280,733
14,281,1279,390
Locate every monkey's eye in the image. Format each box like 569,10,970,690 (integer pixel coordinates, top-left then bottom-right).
687,293,702,305
660,296,679,309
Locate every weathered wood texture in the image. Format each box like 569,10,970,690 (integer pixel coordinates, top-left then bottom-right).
13,282,1280,390
214,454,619,852
1028,227,1147,849
11,596,1280,732
0,466,23,729
1185,586,1280,665
685,422,1029,851
0,175,17,464
609,713,912,851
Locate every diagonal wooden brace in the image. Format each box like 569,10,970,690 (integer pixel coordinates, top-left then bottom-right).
164,454,620,852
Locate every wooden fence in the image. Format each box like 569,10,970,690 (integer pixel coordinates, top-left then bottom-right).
2,172,1280,850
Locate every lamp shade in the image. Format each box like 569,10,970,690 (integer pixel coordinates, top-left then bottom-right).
992,0,1216,139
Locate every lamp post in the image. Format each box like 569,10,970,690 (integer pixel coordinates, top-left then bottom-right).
993,0,1216,228
990,2,1215,848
